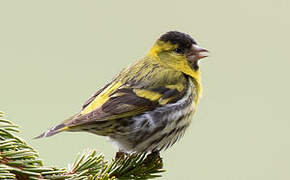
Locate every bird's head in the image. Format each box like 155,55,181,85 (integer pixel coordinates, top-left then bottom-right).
148,31,209,77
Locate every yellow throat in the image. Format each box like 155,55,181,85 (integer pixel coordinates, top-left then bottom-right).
148,41,202,100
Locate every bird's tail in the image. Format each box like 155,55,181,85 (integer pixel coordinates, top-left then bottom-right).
34,123,67,139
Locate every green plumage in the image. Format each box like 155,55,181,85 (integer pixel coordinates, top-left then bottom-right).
36,31,209,153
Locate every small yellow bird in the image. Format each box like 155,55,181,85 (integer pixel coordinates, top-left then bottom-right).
36,31,209,153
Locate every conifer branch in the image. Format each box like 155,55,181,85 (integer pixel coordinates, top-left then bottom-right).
0,111,164,179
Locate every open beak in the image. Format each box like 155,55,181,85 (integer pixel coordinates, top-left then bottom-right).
188,44,209,62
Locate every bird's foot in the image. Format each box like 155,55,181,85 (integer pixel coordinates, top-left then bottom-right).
115,151,129,160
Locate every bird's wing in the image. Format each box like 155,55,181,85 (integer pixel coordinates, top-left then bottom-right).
65,58,188,128
82,82,112,110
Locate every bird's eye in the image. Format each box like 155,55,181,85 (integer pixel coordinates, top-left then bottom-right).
173,48,183,54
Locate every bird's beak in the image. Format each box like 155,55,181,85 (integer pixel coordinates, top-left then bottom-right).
187,44,209,62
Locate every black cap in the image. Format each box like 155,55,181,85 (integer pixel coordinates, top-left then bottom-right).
159,31,197,51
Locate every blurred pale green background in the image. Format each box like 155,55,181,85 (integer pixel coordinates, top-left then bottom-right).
1,0,290,179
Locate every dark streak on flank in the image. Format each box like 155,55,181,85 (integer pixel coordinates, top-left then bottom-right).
167,128,177,137
175,115,185,125
148,133,168,151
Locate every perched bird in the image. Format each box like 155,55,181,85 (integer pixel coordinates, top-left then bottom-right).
36,31,209,153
